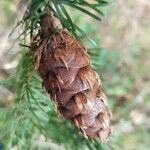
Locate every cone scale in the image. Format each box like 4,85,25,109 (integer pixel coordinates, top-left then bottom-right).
32,14,112,143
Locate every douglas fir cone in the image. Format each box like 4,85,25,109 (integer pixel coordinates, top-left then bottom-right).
32,14,112,143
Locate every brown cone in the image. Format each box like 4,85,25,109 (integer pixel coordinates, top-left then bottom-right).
32,14,112,143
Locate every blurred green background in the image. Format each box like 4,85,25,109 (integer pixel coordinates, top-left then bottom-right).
0,0,150,150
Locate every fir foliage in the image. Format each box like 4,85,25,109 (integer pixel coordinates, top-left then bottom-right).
0,0,111,149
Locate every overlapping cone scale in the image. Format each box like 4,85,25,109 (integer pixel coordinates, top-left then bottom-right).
33,15,112,143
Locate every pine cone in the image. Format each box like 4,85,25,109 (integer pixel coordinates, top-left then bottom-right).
33,14,112,143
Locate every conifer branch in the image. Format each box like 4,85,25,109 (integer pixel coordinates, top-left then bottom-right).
0,0,112,149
